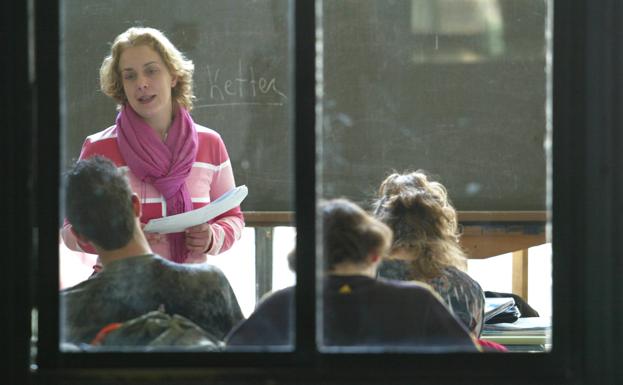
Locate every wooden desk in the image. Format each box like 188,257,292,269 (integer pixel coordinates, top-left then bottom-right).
459,211,547,259
459,211,547,300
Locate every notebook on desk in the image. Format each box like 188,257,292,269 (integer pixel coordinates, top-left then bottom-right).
484,297,516,322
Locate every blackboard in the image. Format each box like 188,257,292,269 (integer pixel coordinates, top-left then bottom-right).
62,0,547,212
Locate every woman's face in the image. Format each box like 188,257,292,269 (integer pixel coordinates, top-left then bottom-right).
119,44,177,126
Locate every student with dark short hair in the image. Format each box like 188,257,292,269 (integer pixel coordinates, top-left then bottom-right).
226,198,477,351
60,156,243,346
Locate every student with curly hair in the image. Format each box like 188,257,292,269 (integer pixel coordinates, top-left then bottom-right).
372,170,485,337
61,27,244,269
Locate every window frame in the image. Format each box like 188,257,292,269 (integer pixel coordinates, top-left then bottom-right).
3,0,619,384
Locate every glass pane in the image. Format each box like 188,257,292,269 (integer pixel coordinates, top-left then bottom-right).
59,0,293,352
317,0,551,353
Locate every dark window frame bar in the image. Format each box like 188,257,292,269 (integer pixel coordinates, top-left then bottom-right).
1,0,618,384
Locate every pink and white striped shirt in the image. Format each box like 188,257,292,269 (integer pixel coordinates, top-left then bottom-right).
61,124,245,264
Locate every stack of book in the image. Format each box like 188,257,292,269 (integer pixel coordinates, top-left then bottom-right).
481,316,552,352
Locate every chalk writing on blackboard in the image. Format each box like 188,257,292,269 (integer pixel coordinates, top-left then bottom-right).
197,60,287,108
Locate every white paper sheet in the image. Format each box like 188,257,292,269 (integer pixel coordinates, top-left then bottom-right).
143,185,248,234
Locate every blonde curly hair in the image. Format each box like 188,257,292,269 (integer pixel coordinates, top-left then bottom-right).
99,27,195,111
372,170,466,279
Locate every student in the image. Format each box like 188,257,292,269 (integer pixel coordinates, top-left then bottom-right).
372,170,485,337
60,157,243,345
226,198,477,351
61,27,244,268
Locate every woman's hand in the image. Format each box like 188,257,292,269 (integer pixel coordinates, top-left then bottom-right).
185,223,214,253
141,222,165,244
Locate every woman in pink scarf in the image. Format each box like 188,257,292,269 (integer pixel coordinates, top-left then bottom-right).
61,27,245,268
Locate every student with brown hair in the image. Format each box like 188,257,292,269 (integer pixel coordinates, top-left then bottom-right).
372,170,485,337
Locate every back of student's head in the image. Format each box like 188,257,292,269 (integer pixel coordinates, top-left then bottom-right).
65,156,135,250
372,170,465,278
321,198,392,271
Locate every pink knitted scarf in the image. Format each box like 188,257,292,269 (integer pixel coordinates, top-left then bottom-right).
116,104,198,263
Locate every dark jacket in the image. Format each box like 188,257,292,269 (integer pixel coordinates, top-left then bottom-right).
226,275,477,352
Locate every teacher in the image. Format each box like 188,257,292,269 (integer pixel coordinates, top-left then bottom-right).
61,27,244,267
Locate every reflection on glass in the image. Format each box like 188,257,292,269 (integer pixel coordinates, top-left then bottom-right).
59,0,292,351
318,0,551,352
410,0,505,62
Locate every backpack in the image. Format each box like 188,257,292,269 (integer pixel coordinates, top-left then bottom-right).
91,309,222,351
